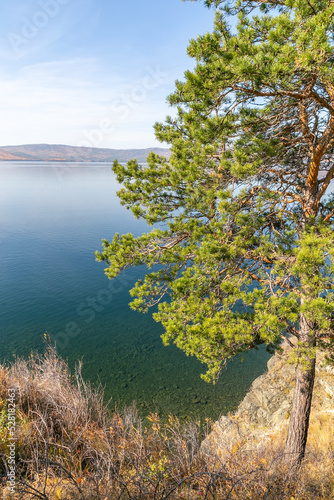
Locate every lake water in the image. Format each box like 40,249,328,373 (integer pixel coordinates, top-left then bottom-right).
0,162,270,421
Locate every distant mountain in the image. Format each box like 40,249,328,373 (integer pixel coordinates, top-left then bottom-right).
0,144,171,163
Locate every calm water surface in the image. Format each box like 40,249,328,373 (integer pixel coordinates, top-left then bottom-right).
0,162,270,420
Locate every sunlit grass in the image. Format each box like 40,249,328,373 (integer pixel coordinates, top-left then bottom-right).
0,344,333,499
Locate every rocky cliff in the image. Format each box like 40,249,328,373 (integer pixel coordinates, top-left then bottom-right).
203,341,334,457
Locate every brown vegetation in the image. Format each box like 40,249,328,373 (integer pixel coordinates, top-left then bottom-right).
0,345,333,499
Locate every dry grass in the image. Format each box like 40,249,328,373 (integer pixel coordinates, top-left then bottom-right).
0,344,333,499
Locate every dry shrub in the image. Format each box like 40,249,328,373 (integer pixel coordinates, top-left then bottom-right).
0,345,333,499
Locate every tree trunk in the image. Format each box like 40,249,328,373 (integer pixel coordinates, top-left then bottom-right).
284,313,316,465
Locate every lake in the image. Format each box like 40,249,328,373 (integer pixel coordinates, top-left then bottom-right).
0,162,270,421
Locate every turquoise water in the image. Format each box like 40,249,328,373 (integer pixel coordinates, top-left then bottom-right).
0,162,270,420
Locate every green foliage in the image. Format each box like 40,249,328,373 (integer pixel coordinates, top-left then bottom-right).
0,399,8,443
97,0,334,383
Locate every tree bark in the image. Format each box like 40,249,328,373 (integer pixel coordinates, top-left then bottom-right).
284,313,316,465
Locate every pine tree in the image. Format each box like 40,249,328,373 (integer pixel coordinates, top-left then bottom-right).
96,0,334,463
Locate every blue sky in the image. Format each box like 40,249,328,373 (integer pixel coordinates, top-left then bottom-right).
0,0,216,149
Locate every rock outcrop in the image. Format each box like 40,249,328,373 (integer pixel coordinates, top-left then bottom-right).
203,341,334,457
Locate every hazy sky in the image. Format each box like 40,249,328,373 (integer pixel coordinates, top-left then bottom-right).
0,0,216,149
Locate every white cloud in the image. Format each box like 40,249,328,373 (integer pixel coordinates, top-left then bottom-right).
0,59,175,148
